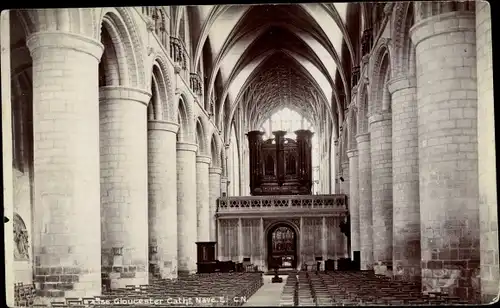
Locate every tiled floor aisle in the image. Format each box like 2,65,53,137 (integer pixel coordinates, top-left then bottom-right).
243,276,288,307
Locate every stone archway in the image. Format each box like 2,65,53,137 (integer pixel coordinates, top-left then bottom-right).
267,223,298,270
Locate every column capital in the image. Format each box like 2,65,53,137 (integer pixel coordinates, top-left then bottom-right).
99,86,152,106
196,155,212,165
355,133,370,144
410,11,475,47
177,142,198,152
347,149,359,158
334,140,339,146
368,111,392,126
387,75,416,94
209,167,223,175
26,31,104,60
341,161,350,169
147,120,179,133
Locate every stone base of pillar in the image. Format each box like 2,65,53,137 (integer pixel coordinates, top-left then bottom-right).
108,271,148,289
177,255,197,277
158,259,178,280
177,268,197,277
149,257,178,280
393,263,421,282
373,261,393,278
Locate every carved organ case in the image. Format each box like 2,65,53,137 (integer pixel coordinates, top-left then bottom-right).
247,130,313,195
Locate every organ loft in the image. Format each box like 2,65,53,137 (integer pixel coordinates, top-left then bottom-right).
2,2,498,307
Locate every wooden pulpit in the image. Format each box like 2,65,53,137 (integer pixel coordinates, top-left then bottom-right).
196,241,217,273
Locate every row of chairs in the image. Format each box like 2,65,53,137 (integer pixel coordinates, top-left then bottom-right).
281,270,477,306
29,272,264,307
279,271,297,306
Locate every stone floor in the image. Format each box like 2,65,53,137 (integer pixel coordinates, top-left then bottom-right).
243,275,288,307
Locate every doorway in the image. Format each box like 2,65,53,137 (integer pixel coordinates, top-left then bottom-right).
267,223,297,269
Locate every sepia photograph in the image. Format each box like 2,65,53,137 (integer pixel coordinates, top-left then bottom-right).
1,1,497,306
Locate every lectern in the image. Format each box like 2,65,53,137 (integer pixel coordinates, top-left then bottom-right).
196,242,217,273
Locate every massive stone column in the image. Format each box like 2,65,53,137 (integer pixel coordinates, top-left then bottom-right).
476,2,498,303
177,142,198,275
208,167,222,241
347,149,360,259
99,86,151,288
387,75,421,282
356,133,373,270
369,111,393,269
147,120,179,279
27,31,103,300
411,4,480,300
196,155,211,242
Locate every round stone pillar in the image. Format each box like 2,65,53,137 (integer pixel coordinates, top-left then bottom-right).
476,2,498,303
209,167,222,241
347,149,360,258
147,120,179,280
27,31,104,301
196,155,211,242
177,142,198,275
356,133,373,270
99,86,151,288
368,111,393,268
411,7,480,300
387,75,421,282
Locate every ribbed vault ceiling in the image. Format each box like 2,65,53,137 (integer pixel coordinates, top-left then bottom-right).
243,52,320,128
189,3,353,137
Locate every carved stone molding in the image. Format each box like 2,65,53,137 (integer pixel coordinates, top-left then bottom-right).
145,17,155,32
13,214,29,261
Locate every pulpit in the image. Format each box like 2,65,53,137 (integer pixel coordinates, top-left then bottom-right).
196,241,217,273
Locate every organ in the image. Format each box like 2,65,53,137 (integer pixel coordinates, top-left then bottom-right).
247,130,314,196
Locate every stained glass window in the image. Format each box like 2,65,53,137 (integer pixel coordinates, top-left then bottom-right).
272,226,295,253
